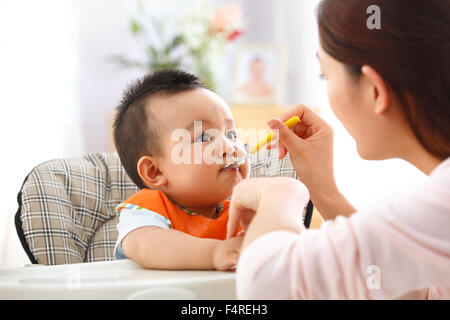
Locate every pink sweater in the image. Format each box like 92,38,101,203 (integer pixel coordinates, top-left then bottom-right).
236,158,450,299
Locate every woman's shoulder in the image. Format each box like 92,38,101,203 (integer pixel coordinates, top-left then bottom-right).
365,157,450,245
429,157,450,187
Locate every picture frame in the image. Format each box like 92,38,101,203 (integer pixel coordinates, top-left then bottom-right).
231,43,288,106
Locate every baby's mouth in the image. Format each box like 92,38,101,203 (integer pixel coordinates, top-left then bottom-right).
221,155,248,170
222,163,240,170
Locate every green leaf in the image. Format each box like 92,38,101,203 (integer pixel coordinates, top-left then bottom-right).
109,55,145,70
148,46,159,60
162,35,183,56
130,19,141,34
171,35,184,48
150,59,182,72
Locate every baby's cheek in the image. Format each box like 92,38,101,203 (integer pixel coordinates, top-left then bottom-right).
195,164,221,183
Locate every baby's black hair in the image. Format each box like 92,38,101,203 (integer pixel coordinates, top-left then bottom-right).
113,69,205,189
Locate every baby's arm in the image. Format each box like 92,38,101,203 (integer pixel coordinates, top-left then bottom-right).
122,226,242,270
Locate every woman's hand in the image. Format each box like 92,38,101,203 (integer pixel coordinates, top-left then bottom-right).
267,105,335,197
212,235,244,271
267,104,356,219
227,177,310,249
226,178,265,238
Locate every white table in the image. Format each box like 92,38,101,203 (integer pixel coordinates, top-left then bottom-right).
0,259,236,300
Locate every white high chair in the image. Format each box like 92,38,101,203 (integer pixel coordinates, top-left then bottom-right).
1,151,313,299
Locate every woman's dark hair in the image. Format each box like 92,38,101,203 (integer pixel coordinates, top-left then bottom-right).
317,0,450,159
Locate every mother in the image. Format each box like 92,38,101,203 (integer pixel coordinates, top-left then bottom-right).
227,0,450,299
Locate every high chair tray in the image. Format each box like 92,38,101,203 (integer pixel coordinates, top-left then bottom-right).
0,259,236,300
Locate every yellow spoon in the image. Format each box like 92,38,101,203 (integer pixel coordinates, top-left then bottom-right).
249,116,301,154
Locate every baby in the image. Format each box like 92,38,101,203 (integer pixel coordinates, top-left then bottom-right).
113,69,249,271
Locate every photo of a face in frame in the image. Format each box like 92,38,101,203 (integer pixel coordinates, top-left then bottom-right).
232,44,287,105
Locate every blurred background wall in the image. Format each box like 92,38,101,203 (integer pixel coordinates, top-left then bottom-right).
0,0,428,266
77,0,322,153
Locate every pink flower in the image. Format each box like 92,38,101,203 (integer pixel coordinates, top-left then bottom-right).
210,3,244,38
227,29,243,41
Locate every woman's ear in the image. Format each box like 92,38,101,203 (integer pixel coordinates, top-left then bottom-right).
137,156,168,189
361,65,391,115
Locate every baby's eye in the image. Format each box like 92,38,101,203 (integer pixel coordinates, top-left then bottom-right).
195,132,212,143
318,73,328,81
226,130,238,140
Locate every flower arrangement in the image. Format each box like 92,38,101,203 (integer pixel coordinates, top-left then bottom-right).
114,1,244,92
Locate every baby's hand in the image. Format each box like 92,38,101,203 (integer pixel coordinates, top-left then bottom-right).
212,235,244,271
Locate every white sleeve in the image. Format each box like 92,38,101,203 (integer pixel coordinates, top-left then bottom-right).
114,205,172,259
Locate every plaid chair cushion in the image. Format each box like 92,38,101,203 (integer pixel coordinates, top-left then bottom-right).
15,153,138,265
15,150,311,265
249,147,298,179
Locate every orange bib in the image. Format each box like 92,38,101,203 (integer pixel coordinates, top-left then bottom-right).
119,189,240,240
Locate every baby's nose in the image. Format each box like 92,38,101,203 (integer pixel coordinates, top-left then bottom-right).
222,141,248,164
222,145,237,158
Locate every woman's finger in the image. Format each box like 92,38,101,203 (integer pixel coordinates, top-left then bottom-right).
279,104,324,128
268,118,306,154
266,138,278,150
225,252,239,271
266,136,288,158
227,197,241,238
266,115,312,159
278,143,288,159
266,122,307,145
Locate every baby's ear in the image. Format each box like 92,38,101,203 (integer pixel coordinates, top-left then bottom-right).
137,156,167,188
